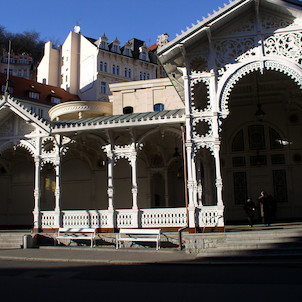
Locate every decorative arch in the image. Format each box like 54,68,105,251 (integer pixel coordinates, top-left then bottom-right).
218,59,302,114
0,139,36,158
138,126,181,144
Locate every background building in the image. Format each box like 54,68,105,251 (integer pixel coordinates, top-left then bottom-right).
0,73,79,120
0,49,34,80
37,27,158,102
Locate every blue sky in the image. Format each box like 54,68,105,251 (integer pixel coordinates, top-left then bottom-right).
2,0,229,46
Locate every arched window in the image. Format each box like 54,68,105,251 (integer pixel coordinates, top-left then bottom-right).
123,106,133,114
154,103,164,111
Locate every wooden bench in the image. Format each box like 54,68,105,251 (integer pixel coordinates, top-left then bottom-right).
55,228,97,248
116,229,161,250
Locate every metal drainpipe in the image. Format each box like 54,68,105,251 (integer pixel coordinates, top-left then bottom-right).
178,124,189,250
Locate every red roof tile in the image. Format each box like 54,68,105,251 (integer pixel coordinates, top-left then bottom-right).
0,73,80,106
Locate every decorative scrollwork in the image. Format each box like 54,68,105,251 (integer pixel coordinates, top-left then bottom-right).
264,32,302,65
214,37,257,69
220,60,302,115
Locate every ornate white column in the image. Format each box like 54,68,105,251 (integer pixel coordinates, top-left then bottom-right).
183,72,197,229
103,144,115,230
130,154,138,210
191,155,198,207
130,148,140,228
213,143,223,206
196,156,203,206
33,154,41,231
54,156,62,228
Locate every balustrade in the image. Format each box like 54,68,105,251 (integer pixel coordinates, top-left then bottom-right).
40,206,223,229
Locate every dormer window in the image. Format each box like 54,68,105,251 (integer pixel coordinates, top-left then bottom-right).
51,97,61,104
100,41,107,49
123,42,133,57
113,45,118,52
98,33,109,50
111,38,121,54
124,48,131,56
139,43,149,62
29,91,39,99
1,85,13,93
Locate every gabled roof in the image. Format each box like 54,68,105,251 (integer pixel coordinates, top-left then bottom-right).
158,0,302,56
157,0,302,101
0,94,51,133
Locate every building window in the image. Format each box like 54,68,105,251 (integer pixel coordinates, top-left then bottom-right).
124,48,131,56
29,91,40,99
100,61,108,72
154,103,164,111
4,69,12,75
100,41,107,49
248,125,265,150
146,73,150,79
100,81,107,94
128,68,132,78
124,67,127,77
232,130,244,152
1,85,13,93
116,65,120,75
112,64,116,74
142,52,147,61
51,97,61,104
123,106,133,114
113,44,119,53
140,72,142,80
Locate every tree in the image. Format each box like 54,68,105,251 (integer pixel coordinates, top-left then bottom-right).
0,26,45,62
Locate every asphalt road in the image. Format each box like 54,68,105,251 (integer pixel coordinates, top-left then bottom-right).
0,260,301,302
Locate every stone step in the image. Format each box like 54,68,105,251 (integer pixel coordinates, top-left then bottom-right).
0,232,31,249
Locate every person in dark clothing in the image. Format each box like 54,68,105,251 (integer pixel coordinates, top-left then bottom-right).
258,191,272,226
243,198,257,227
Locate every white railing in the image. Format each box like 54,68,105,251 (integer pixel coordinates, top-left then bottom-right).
41,211,56,229
116,209,135,228
40,210,109,229
40,206,224,229
198,206,224,227
62,210,109,228
141,208,187,228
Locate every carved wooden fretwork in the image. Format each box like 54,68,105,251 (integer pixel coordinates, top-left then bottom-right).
261,14,300,30
192,117,213,139
264,32,302,65
103,143,143,164
214,37,257,69
220,61,302,114
191,77,211,114
190,57,209,73
219,14,255,36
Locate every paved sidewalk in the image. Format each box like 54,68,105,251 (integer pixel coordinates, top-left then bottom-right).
1,246,302,265
0,246,197,264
